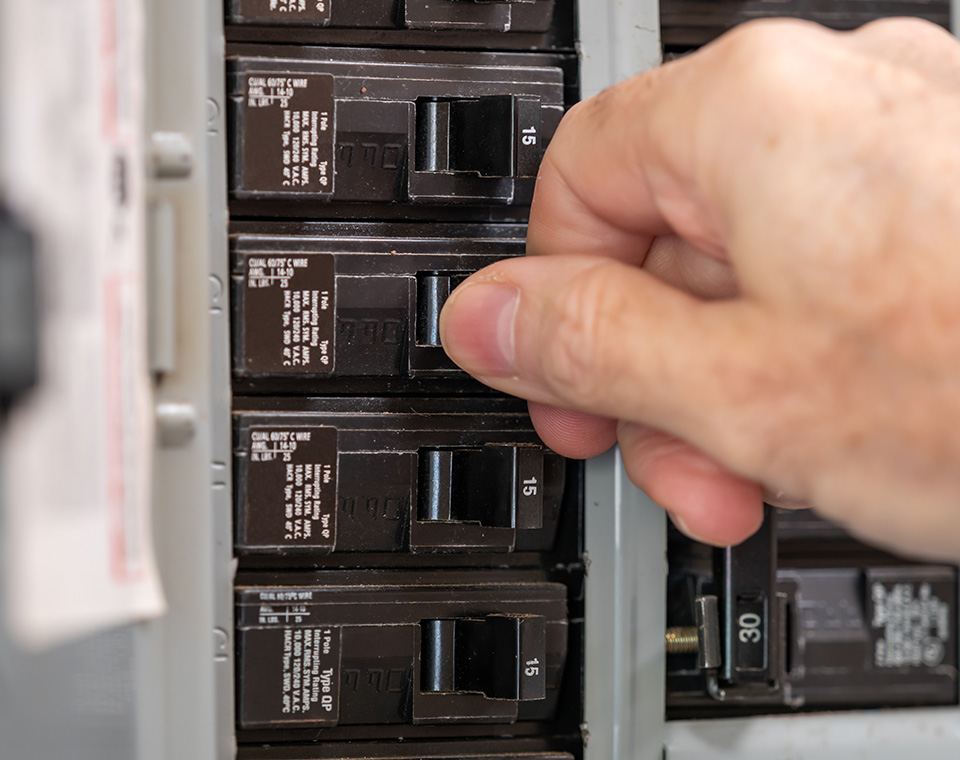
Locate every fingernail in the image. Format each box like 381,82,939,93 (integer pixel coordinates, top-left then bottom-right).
668,511,714,545
440,282,520,377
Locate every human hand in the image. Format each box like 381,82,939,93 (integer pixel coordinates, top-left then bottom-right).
439,18,960,561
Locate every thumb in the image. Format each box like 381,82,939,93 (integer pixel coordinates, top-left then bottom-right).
439,254,778,481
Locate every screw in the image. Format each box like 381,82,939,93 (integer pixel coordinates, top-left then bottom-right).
665,626,699,654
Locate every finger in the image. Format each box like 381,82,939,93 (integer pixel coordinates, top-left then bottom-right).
439,254,785,478
527,402,618,459
526,154,656,264
761,487,815,511
526,19,839,266
642,235,740,299
617,422,765,546
527,66,722,264
528,226,740,300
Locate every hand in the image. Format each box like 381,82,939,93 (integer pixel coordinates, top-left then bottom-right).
439,18,960,561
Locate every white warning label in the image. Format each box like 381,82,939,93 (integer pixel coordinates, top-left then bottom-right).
871,581,952,668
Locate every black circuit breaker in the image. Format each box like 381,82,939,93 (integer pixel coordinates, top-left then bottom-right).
230,222,526,383
227,47,565,208
233,398,574,556
666,509,959,717
235,570,569,730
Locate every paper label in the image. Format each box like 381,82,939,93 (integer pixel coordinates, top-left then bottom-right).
0,0,164,647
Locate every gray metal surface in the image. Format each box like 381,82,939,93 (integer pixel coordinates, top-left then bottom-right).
579,1,665,759
0,610,139,760
584,449,668,760
136,0,233,759
578,0,661,99
0,450,136,760
664,708,960,759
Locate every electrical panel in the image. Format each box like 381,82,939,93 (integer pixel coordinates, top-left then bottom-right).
2,2,958,760
224,5,584,759
224,0,960,755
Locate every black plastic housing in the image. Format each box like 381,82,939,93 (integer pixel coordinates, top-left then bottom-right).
236,569,568,730
224,0,576,52
666,518,959,717
233,397,573,558
230,221,526,385
227,46,570,216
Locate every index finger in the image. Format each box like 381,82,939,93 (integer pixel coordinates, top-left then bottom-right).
526,19,833,264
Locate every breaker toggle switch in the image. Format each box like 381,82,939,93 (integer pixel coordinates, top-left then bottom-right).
415,95,542,179
404,0,553,33
416,272,469,348
418,445,545,531
696,505,788,704
421,614,547,700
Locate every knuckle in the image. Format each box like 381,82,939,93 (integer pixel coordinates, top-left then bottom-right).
858,16,946,43
557,70,654,141
720,17,818,54
714,20,828,101
538,264,620,408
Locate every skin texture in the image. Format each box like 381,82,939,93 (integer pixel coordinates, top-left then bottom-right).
438,18,960,562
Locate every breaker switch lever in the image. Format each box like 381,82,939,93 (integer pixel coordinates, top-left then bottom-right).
702,504,787,703
418,445,545,530
415,95,542,180
421,614,547,700
404,0,554,32
416,272,468,348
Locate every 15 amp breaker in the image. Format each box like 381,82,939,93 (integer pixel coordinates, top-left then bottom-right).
233,397,576,556
235,570,569,732
230,222,527,385
227,47,568,211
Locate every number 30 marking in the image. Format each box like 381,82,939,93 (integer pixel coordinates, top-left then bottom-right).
738,612,762,644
